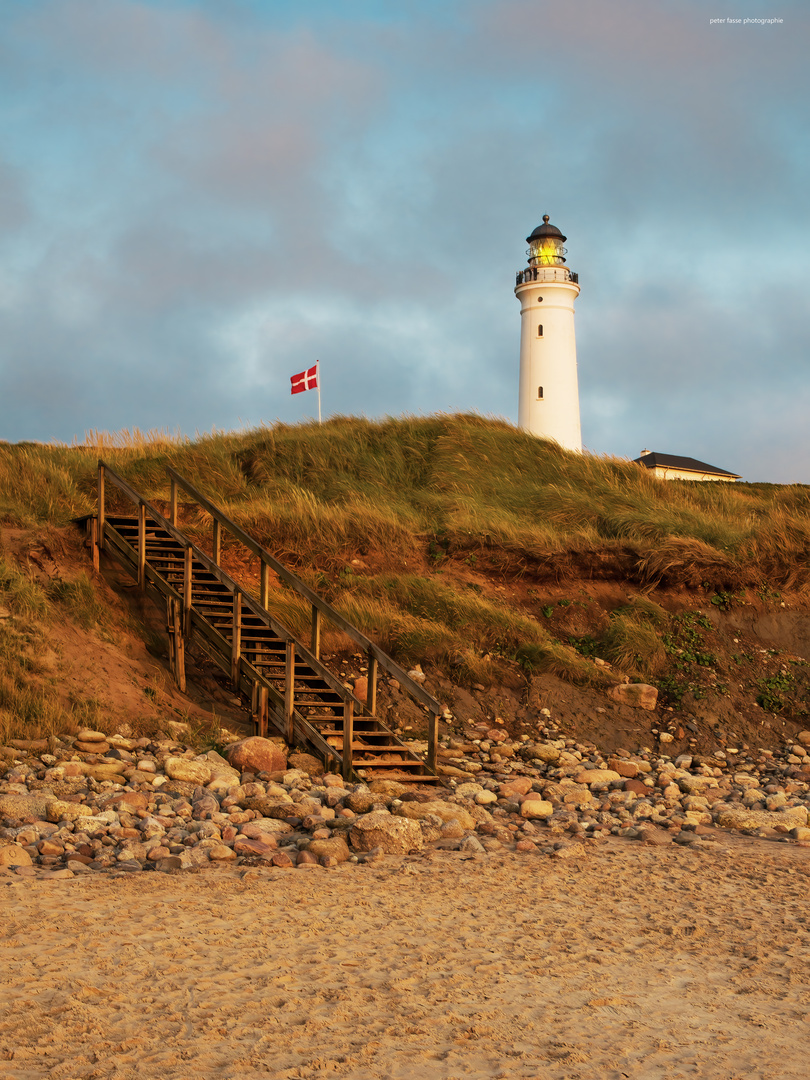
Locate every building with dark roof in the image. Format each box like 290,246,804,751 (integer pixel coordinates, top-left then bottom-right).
633,450,741,482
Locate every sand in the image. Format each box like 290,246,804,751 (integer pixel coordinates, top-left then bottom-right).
1,838,809,1080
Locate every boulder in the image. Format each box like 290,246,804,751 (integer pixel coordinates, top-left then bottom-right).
288,752,324,778
307,836,351,864
225,737,287,775
520,798,553,819
714,805,808,831
75,741,110,755
573,769,623,787
245,797,297,820
0,793,55,821
529,743,562,764
349,810,423,854
45,800,93,823
608,684,658,711
394,800,476,830
368,779,409,797
233,835,278,857
0,843,33,867
164,757,213,785
344,791,380,814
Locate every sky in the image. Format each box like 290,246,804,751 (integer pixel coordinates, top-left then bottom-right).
0,0,808,482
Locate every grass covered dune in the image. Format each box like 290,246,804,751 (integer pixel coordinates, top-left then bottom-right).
2,413,809,696
2,413,809,585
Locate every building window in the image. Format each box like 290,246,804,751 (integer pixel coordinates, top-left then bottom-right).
537,324,543,337
537,386,544,400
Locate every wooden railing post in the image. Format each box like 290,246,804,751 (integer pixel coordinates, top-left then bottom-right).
183,546,192,637
259,686,269,738
137,503,146,591
342,699,354,782
260,561,269,609
231,591,242,689
90,517,99,573
167,597,186,693
284,640,295,743
170,477,177,527
97,463,105,552
366,648,377,716
311,606,321,661
427,709,439,774
213,519,221,566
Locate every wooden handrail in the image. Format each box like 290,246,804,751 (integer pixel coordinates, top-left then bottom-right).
96,459,440,779
97,461,389,718
164,464,443,718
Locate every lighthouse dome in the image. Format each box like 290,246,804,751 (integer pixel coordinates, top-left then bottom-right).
526,215,566,244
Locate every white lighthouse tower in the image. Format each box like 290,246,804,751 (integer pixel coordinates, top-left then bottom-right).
515,215,582,452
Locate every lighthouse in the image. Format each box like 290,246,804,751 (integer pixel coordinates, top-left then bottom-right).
515,215,582,452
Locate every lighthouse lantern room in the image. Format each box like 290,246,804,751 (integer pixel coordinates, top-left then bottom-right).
515,215,582,452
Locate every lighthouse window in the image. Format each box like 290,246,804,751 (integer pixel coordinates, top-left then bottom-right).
537,324,543,337
537,386,544,400
537,295,543,302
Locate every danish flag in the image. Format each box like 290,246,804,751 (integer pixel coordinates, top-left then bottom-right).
290,365,318,394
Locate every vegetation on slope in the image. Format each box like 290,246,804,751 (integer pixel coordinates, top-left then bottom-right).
2,414,810,729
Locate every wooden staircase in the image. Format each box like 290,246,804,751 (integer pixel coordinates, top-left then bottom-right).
89,463,442,784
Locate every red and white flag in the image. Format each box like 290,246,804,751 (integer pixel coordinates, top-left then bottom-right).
290,365,318,394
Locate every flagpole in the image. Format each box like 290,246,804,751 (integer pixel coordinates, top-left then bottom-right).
316,359,321,424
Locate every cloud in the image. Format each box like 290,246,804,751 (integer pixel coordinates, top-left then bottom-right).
0,0,807,484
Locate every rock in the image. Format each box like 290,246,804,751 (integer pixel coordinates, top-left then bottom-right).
84,764,126,783
394,800,475,830
520,798,553,819
344,791,380,814
574,770,623,787
635,826,672,846
624,779,650,796
349,810,424,854
270,852,294,868
0,793,55,820
307,836,351,864
75,741,111,755
529,743,562,765
475,791,498,805
245,797,295,819
440,819,466,839
459,835,486,854
797,731,810,746
297,850,319,866
100,792,149,813
46,800,93,823
241,817,293,836
608,684,659,711
77,729,108,743
353,677,368,704
715,806,808,831
208,844,237,861
368,779,409,797
225,737,288,775
164,757,213,785
0,843,33,867
233,835,278,857
288,752,324,777
608,758,639,778
498,777,533,798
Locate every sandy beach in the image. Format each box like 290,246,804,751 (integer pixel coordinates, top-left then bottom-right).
2,838,809,1080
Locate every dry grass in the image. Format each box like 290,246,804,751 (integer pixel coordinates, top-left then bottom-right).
2,414,810,705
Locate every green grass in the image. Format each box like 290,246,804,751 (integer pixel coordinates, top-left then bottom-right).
3,413,810,696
